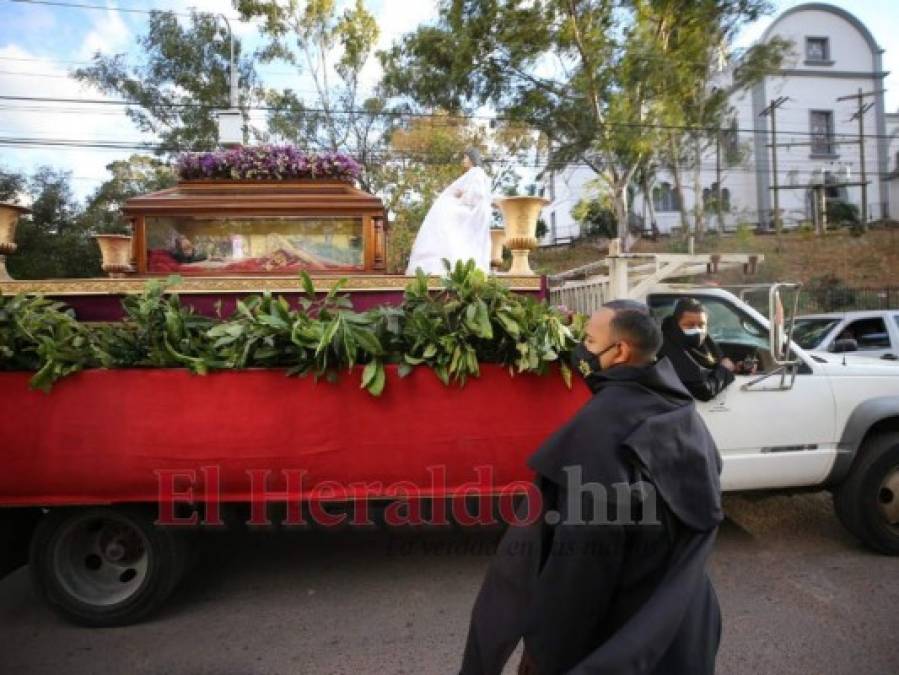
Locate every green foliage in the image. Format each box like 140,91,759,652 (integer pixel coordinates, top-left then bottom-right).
75,11,259,154
646,0,790,237
735,222,756,249
805,273,856,312
379,0,657,237
377,114,527,269
3,158,176,279
1,264,581,396
0,294,93,392
8,167,101,280
235,0,386,190
825,200,865,236
82,155,177,234
0,168,26,202
91,276,218,374
572,199,616,239
392,259,576,388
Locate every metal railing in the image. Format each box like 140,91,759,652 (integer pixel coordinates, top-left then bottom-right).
729,285,899,315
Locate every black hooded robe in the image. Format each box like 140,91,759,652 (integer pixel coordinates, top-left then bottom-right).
656,315,735,402
459,358,724,675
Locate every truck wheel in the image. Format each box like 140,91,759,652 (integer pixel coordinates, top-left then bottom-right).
29,506,189,626
834,431,899,555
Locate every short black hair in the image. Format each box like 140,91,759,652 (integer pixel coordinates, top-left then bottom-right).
673,297,707,322
602,300,662,362
463,147,483,166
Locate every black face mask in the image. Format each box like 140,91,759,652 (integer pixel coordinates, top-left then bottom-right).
570,341,619,385
680,328,706,350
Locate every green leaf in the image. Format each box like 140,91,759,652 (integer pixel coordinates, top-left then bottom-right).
300,271,315,296
476,301,493,339
361,360,386,396
361,359,378,388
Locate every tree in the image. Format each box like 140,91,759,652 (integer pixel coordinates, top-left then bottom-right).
0,168,26,203
75,11,259,154
234,0,388,191
379,0,668,247
81,155,177,234
572,193,617,239
645,0,790,238
9,168,100,279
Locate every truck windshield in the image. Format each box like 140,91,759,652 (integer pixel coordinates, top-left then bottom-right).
793,318,840,349
648,294,769,350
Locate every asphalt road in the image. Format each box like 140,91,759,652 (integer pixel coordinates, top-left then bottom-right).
1,492,897,675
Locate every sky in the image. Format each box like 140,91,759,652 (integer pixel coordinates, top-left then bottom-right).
0,0,897,200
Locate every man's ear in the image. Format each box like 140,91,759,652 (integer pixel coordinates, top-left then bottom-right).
613,341,632,366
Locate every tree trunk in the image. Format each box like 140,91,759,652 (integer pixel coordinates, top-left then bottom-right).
667,136,691,235
613,182,629,246
692,139,705,240
642,173,658,237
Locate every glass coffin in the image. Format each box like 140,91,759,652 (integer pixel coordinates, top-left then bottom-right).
123,180,388,276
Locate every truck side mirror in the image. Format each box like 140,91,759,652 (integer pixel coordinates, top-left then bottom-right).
830,338,858,354
769,283,801,366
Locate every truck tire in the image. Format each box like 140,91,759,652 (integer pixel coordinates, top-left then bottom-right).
29,506,190,626
834,431,899,555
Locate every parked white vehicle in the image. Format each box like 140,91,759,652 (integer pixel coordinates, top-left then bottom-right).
793,310,899,362
551,245,899,554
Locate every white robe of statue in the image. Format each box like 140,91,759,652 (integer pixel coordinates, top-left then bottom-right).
405,166,493,275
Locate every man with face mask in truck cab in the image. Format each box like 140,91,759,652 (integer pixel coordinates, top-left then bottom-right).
657,297,737,402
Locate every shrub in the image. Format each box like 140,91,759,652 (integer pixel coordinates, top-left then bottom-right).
0,263,583,394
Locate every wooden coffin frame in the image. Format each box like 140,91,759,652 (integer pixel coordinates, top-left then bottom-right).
122,180,389,276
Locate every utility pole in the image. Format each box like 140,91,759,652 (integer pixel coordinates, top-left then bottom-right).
759,96,789,234
715,132,723,233
837,88,883,229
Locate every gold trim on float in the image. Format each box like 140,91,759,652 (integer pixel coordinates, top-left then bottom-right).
0,274,542,296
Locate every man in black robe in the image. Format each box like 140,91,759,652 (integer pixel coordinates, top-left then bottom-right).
657,297,736,402
459,300,723,675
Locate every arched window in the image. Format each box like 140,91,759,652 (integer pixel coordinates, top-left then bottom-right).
702,183,731,212
652,182,679,212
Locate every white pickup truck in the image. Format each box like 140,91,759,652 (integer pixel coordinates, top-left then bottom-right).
551,248,899,555
793,310,899,361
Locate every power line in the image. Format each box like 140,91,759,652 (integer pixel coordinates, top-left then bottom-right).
7,0,246,21
0,94,897,140
0,69,76,79
1,136,896,178
0,57,324,82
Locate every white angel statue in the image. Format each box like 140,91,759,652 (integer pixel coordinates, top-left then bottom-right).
405,147,495,276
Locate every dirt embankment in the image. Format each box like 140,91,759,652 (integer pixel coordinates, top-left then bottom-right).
532,228,899,288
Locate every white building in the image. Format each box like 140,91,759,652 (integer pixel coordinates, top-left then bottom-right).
541,3,895,243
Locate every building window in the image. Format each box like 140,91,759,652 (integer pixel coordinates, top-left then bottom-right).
652,182,680,212
549,171,556,202
810,110,835,156
703,184,731,212
805,37,830,63
723,117,741,166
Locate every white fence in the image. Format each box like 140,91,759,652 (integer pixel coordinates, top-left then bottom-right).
548,277,608,315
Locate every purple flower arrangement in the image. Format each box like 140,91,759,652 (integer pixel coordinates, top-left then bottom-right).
176,146,362,182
